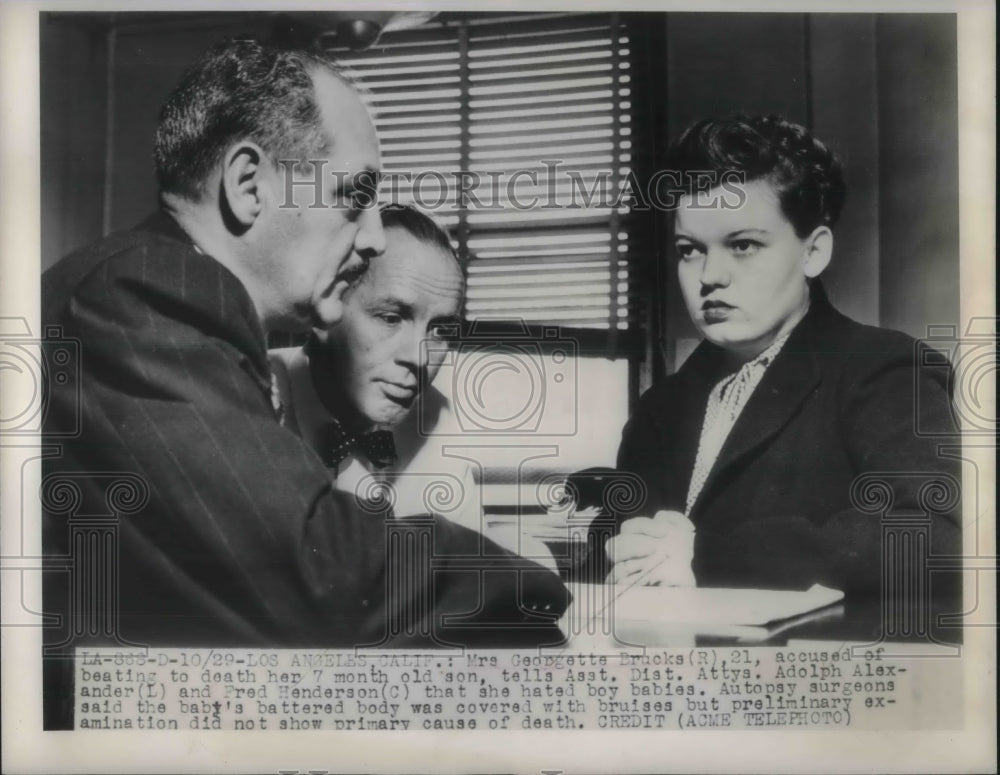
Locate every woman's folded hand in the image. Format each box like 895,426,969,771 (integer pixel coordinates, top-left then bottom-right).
605,510,696,587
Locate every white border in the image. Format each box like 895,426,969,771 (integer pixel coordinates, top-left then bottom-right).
2,1,995,773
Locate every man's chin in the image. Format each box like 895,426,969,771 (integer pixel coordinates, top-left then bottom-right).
367,404,411,429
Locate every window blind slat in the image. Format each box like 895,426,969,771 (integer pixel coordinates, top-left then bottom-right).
468,91,618,110
469,77,617,97
467,284,643,299
469,48,614,72
363,84,464,99
469,254,640,268
467,222,628,243
371,103,462,117
467,15,614,41
469,63,617,82
334,13,641,337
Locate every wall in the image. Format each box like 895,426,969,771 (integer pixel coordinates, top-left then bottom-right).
40,16,108,266
876,14,960,339
40,13,269,269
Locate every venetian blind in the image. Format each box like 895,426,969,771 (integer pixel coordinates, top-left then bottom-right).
331,12,646,346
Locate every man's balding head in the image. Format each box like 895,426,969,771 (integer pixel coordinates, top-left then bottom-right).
154,38,354,202
153,38,386,334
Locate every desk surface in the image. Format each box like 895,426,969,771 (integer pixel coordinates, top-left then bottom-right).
559,583,963,649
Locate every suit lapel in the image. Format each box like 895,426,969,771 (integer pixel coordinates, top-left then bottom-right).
666,344,728,499
689,312,823,516
137,212,274,402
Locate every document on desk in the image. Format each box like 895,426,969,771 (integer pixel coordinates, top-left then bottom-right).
593,583,845,643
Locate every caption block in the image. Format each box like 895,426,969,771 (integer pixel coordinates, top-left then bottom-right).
73,645,962,732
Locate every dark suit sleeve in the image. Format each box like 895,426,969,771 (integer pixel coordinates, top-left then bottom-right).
693,341,962,597
45,245,565,650
615,387,682,521
616,407,657,488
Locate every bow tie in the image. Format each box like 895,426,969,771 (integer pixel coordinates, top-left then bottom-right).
321,422,397,472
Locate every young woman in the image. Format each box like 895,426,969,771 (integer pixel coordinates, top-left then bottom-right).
608,115,961,606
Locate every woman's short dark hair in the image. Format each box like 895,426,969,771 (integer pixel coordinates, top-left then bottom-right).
154,38,354,201
664,114,847,237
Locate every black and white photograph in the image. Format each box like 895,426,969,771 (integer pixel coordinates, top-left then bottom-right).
0,1,995,773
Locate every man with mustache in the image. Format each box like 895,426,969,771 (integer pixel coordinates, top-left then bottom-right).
42,40,566,727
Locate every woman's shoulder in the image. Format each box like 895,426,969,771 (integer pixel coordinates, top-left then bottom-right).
804,297,953,409
809,296,925,370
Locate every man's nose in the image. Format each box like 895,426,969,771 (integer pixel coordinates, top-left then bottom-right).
396,327,429,373
700,247,731,289
354,206,386,258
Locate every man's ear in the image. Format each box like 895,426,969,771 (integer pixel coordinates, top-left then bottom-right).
802,225,833,279
220,141,269,229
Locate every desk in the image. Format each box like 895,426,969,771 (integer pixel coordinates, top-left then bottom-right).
490,511,963,649
558,582,963,650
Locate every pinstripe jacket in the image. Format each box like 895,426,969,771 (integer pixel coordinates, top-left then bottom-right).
41,214,565,664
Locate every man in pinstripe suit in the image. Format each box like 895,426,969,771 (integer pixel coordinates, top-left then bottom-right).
41,39,566,726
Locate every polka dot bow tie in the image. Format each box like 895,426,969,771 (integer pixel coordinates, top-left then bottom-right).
321,422,398,471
